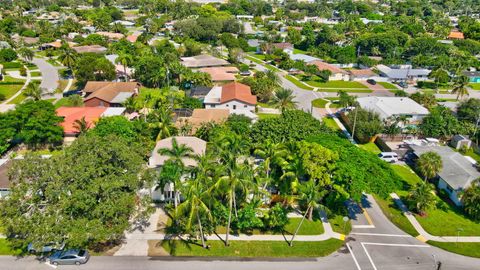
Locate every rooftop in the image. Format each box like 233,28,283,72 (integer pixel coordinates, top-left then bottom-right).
376,64,431,79
181,54,230,68
72,45,107,54
357,97,429,119
149,136,207,168
83,81,139,104
308,60,348,74
199,66,239,81
220,82,257,105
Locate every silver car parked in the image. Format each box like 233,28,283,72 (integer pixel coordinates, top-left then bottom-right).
49,249,90,266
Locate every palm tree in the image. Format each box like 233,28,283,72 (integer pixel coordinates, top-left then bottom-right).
416,152,443,182
254,140,287,188
115,53,134,81
461,178,480,221
73,117,90,135
122,97,137,113
409,181,436,215
158,137,195,210
452,75,470,100
148,106,176,141
57,46,77,72
290,180,324,246
176,177,212,249
18,47,34,63
270,88,297,112
24,82,42,101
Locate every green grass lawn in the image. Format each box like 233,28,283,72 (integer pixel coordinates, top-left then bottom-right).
215,218,323,236
257,113,280,120
415,207,480,236
30,71,42,77
322,117,341,131
7,93,27,104
375,195,419,236
358,142,381,154
47,59,62,67
160,238,344,257
285,75,314,90
312,98,328,108
298,77,368,89
377,82,398,89
468,83,480,90
436,98,458,102
427,241,480,258
293,48,307,54
2,76,25,83
257,102,275,108
391,165,422,189
329,215,352,235
0,84,23,100
0,239,22,256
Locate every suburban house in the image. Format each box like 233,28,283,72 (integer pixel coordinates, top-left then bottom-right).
181,54,230,68
96,31,125,40
357,97,429,124
349,69,376,80
72,45,107,54
309,60,350,81
288,52,320,63
199,66,239,82
203,82,257,119
408,143,480,206
176,108,229,134
447,31,465,40
148,136,207,201
272,42,293,51
376,64,431,81
82,81,140,107
56,106,125,139
462,71,480,83
0,159,11,199
189,86,212,99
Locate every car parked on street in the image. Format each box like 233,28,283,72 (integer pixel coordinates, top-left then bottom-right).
27,242,65,254
367,79,376,85
378,152,399,163
49,249,90,266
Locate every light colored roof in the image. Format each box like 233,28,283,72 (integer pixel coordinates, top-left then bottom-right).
83,82,139,104
72,45,107,54
102,107,126,117
409,145,480,190
149,136,207,168
272,42,293,50
199,66,239,81
181,54,230,68
220,82,257,105
288,53,320,62
357,97,429,119
308,60,348,74
349,69,375,76
96,31,125,39
126,34,138,43
203,86,222,104
376,64,431,79
56,107,106,134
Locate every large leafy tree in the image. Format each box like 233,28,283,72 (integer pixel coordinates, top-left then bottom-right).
0,134,150,250
416,152,443,181
419,106,461,139
73,53,116,87
462,179,480,221
457,98,480,123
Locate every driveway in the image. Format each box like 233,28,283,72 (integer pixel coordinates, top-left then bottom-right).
32,58,59,92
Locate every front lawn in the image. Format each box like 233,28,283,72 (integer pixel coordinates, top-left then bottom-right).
311,98,328,108
375,195,419,236
427,241,480,258
158,238,344,257
30,71,42,77
468,83,480,90
0,239,22,256
329,215,352,235
285,75,314,90
377,82,398,89
215,217,324,236
358,142,381,154
297,76,369,89
0,84,23,100
415,207,480,236
7,93,27,104
257,102,275,108
391,165,422,190
2,76,25,83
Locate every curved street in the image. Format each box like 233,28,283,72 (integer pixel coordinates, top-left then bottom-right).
32,57,59,93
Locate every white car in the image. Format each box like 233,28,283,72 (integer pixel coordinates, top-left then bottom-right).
378,152,399,163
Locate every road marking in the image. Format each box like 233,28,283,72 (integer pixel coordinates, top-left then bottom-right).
346,243,362,270
361,243,377,270
362,242,430,248
362,207,374,226
352,225,375,229
351,233,411,237
339,234,346,241
416,235,427,242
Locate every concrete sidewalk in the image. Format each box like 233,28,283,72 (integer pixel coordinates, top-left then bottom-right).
391,193,480,242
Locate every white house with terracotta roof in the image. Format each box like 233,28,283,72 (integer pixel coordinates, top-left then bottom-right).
308,60,350,81
203,82,257,119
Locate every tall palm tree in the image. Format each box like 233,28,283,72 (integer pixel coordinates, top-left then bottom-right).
73,117,90,135
290,180,324,246
452,75,470,100
409,181,436,215
254,140,287,188
18,47,34,63
115,53,134,81
24,82,42,101
270,88,297,112
148,106,176,141
158,138,195,209
416,151,443,182
176,177,212,249
57,45,77,72
461,178,480,220
122,97,137,113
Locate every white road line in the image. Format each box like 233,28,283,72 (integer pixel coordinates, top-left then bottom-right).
362,242,430,248
346,243,362,270
361,243,378,270
351,233,411,237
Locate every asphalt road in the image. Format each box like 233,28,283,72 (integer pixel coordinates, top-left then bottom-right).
32,58,59,92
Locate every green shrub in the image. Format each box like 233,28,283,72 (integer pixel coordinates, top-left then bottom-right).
19,66,27,77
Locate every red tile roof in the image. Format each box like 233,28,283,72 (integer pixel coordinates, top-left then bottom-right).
56,107,106,135
220,82,257,105
448,31,464,39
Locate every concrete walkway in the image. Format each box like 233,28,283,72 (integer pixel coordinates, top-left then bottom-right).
325,101,355,143
114,207,343,256
391,193,480,242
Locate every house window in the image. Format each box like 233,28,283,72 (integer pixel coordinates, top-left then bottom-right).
233,105,237,110
211,104,215,108
244,105,247,108
226,104,229,107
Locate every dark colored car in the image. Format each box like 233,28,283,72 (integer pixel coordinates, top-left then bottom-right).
27,242,65,254
398,81,408,88
49,249,90,266
367,79,376,85
62,89,82,97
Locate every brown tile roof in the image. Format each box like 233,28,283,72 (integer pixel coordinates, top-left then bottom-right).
176,109,229,133
72,45,107,54
149,136,207,168
56,107,106,134
448,31,464,39
181,55,230,68
83,82,140,103
199,66,239,81
220,82,257,105
272,42,293,50
349,69,375,76
96,31,125,40
308,60,348,74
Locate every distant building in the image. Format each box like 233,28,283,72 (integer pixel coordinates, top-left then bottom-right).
181,55,230,68
82,81,140,107
409,143,480,206
349,69,376,80
0,159,12,199
462,71,480,83
72,45,107,54
447,31,465,40
96,31,125,40
176,108,230,134
376,64,431,81
357,96,429,124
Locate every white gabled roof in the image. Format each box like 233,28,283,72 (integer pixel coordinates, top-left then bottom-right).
357,97,429,119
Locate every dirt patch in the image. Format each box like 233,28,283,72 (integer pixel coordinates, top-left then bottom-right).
148,240,170,256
